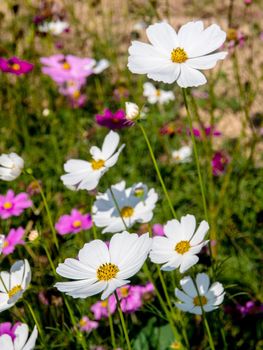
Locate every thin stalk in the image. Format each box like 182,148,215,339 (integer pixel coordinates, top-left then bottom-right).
114,292,132,350
108,302,117,349
109,186,128,230
24,299,44,340
138,122,176,218
192,278,216,350
27,173,59,250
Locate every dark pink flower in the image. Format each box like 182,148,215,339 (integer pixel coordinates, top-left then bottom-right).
189,126,221,139
55,209,92,235
0,190,32,219
0,322,21,341
2,227,25,255
0,57,34,75
237,301,263,316
96,109,133,130
212,151,230,176
152,223,165,236
91,295,117,320
79,316,98,332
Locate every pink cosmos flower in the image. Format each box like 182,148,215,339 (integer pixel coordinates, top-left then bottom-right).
79,316,98,332
152,224,165,236
2,227,25,256
212,151,230,176
68,93,86,109
55,209,92,235
40,54,95,84
0,190,32,219
0,322,20,340
91,295,117,320
96,109,133,130
188,126,221,139
0,57,34,75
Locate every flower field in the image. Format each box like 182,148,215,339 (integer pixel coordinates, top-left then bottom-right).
0,0,262,349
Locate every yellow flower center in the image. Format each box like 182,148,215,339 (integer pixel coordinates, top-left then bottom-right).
101,300,108,308
120,206,134,218
3,241,8,248
72,220,82,228
97,263,119,281
8,285,22,298
72,90,81,99
156,89,161,97
62,62,71,70
193,295,207,306
11,63,20,71
175,240,190,254
119,286,129,297
79,318,87,327
227,28,237,41
91,159,105,170
3,202,13,209
171,48,188,63
170,341,183,349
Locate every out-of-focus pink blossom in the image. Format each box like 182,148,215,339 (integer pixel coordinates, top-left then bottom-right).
0,190,32,219
96,109,133,130
55,209,92,235
2,227,25,255
189,126,221,139
212,151,230,176
91,295,117,320
0,57,34,75
79,316,98,332
237,301,263,316
152,224,165,236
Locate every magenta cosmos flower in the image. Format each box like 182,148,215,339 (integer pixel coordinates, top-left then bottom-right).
40,54,95,83
96,109,133,130
0,190,32,219
91,295,117,320
55,209,92,235
79,316,98,333
212,151,230,176
2,227,25,256
187,126,221,139
0,57,34,75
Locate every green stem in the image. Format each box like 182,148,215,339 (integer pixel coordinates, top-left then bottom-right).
28,173,59,250
24,299,44,340
114,292,132,350
108,302,117,349
138,122,176,218
109,186,128,230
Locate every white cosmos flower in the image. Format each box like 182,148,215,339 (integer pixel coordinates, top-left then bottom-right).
61,131,125,191
93,59,110,74
125,102,139,121
0,323,38,350
143,82,175,104
92,181,158,233
172,146,192,163
55,232,152,300
149,214,209,273
0,260,31,313
128,21,227,87
38,20,69,35
175,273,225,314
0,153,24,181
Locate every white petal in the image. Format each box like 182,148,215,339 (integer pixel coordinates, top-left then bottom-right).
64,159,91,173
101,278,129,300
181,214,196,240
90,146,103,160
187,52,227,70
147,64,180,84
56,258,96,280
14,323,29,349
180,275,197,297
190,220,209,245
164,219,184,240
179,254,199,273
0,335,13,350
161,255,182,271
196,273,210,295
55,280,106,298
105,144,125,168
177,64,207,88
175,302,193,313
23,325,38,350
146,22,179,53
178,21,204,53
175,288,193,304
102,131,120,159
78,240,110,268
203,304,217,313
190,306,202,315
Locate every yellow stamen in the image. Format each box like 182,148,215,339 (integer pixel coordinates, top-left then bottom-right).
193,295,207,306
227,28,237,41
79,318,87,327
3,241,8,248
8,285,22,298
91,159,105,170
62,62,71,70
3,202,12,209
175,240,190,254
156,89,161,97
120,286,129,297
72,90,81,99
72,220,82,228
120,206,134,218
101,300,108,308
97,263,119,281
11,63,20,71
171,48,188,63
